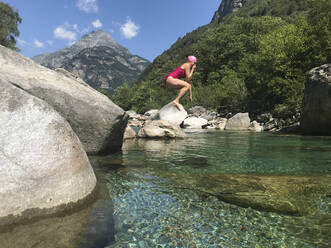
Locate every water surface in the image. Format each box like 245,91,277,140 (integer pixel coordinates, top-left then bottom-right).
1,131,330,248
91,131,331,248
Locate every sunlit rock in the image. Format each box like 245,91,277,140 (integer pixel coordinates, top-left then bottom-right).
0,45,128,155
157,102,188,126
0,80,96,225
225,113,251,130
138,120,186,139
183,117,208,129
248,121,264,132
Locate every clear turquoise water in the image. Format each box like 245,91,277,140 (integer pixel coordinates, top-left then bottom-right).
90,131,331,248
2,131,329,248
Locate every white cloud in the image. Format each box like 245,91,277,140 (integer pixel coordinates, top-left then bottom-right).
92,19,102,28
17,38,27,46
47,40,54,46
76,0,98,13
120,18,139,39
54,26,77,41
34,39,44,48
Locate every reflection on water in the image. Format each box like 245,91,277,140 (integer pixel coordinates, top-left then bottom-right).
0,131,330,248
0,174,114,248
120,130,331,175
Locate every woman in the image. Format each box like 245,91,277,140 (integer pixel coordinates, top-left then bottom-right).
164,56,197,110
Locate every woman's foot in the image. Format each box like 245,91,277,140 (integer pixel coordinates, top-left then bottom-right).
172,101,181,111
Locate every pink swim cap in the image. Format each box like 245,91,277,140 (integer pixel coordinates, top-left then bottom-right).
188,55,197,63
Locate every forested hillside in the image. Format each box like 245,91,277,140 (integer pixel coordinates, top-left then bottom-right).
111,0,330,117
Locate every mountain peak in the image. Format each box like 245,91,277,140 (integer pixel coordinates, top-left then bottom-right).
211,0,249,23
71,30,127,53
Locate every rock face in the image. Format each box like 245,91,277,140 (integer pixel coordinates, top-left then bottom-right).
157,102,188,126
138,120,186,139
225,113,251,130
211,0,250,23
32,30,150,93
301,64,331,135
0,80,96,224
0,45,128,155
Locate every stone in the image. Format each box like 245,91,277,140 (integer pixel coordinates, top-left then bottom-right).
248,121,263,132
301,64,331,135
225,113,251,130
256,112,273,124
123,126,137,140
0,45,128,155
216,118,228,130
157,102,188,126
200,111,218,121
187,106,207,116
279,122,301,134
144,109,159,120
138,120,186,139
183,117,208,129
0,80,96,225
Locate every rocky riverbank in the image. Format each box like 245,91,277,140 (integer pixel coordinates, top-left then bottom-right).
124,104,301,139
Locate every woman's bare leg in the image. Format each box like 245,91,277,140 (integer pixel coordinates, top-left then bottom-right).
165,77,191,110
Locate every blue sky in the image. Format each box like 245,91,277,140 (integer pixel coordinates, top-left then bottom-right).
4,0,221,61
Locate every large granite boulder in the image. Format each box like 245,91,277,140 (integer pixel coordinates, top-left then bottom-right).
157,102,188,126
225,113,251,130
301,64,331,135
0,45,128,155
138,120,186,139
0,80,96,226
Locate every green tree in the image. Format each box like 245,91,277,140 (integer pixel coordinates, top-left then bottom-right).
240,22,309,116
111,83,134,111
0,2,22,50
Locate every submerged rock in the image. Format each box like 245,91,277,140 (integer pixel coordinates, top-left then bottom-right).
0,45,128,155
166,173,331,216
0,80,96,226
78,200,115,248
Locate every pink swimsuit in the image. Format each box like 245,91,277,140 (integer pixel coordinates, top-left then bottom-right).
164,66,186,82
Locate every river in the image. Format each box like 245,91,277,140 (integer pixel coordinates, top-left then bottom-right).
1,130,330,248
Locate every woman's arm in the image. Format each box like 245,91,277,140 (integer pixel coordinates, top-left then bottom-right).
185,63,196,82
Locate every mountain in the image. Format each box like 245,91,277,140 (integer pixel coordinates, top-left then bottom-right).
32,30,150,93
211,0,250,23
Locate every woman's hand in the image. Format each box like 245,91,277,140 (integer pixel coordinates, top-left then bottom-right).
192,64,196,70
